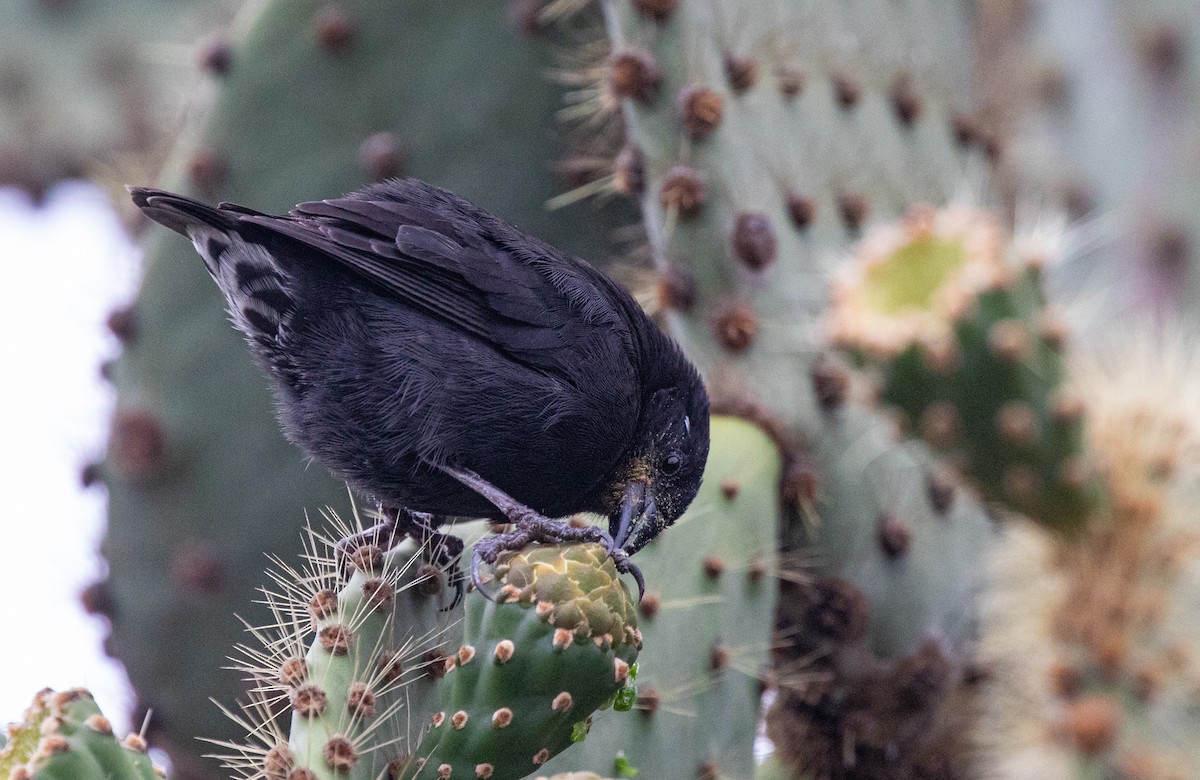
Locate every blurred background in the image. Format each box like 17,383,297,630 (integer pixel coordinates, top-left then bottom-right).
0,0,237,748
0,183,137,732
2,1,1199,779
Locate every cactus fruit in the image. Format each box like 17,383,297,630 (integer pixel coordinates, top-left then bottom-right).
103,1,630,773
976,333,1200,779
0,688,164,780
538,416,780,778
405,544,640,780
828,203,1092,529
213,512,463,780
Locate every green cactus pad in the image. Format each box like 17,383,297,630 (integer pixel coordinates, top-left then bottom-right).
403,544,640,780
0,688,163,780
982,2,1200,323
829,204,1093,529
588,0,996,774
212,517,465,780
0,0,238,195
287,542,459,780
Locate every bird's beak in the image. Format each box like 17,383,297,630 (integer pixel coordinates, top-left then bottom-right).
610,479,658,555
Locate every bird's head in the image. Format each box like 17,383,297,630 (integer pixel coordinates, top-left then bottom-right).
606,382,710,556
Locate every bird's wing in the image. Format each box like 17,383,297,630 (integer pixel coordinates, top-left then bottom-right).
233,179,638,378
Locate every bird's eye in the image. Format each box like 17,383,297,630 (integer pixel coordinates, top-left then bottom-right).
663,452,683,476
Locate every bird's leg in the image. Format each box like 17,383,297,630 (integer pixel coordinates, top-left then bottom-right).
437,464,613,545
437,464,643,601
438,463,614,548
337,506,464,610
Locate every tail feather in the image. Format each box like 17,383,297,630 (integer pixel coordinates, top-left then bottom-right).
129,185,304,391
127,186,240,237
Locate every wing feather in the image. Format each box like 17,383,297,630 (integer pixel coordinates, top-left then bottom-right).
232,179,636,381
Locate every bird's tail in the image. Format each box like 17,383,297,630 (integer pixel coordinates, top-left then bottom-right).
128,186,302,388
127,186,241,238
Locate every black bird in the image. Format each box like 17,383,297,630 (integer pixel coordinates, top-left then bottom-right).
129,178,709,604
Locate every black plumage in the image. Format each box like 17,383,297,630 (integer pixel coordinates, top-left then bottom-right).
129,179,710,601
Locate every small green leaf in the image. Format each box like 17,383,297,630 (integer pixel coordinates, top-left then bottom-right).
613,684,637,712
614,752,638,778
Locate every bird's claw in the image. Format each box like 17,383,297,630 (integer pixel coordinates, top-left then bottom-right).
596,529,619,558
607,547,646,602
443,565,465,611
442,465,645,602
470,543,497,603
627,563,646,602
421,532,465,612
569,523,618,556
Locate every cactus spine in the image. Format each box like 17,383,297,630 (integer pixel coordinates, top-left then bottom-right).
0,688,164,780
975,335,1200,779
214,518,461,780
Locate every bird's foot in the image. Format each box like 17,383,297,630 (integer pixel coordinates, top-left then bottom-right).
435,463,643,601
611,551,646,603
338,507,464,611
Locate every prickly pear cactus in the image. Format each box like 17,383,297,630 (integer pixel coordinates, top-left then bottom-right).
0,688,164,780
0,0,239,197
539,415,780,778
216,511,641,780
829,204,1092,529
976,1,1200,322
220,417,775,779
976,335,1200,779
101,1,629,774
405,544,641,780
587,0,996,774
213,517,463,780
